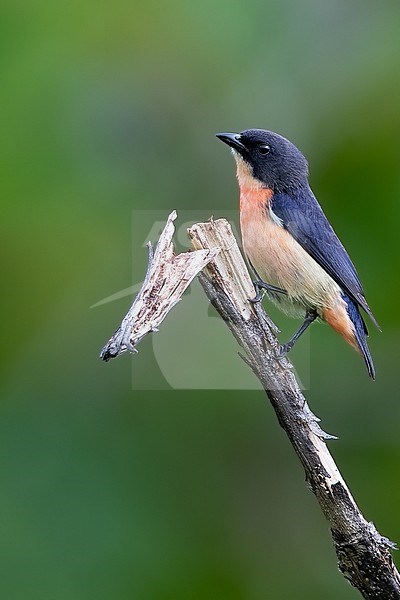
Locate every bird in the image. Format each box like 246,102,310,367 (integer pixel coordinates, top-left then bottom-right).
216,129,379,378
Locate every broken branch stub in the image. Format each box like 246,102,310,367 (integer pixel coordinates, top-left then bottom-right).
188,218,255,320
100,210,219,361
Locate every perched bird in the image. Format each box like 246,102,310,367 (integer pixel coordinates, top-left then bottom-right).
216,129,379,378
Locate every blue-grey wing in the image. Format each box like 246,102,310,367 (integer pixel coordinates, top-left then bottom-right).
271,188,379,328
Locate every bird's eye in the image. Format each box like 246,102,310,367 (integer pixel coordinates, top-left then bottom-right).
258,145,271,155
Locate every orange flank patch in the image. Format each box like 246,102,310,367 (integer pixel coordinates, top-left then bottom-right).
323,304,359,352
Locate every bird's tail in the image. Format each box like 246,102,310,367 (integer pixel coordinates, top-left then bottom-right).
343,294,376,379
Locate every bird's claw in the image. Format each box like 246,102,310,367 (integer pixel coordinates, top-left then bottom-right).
251,279,288,302
248,291,263,303
277,343,292,358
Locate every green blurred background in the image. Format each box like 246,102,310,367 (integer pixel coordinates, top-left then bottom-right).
2,1,400,598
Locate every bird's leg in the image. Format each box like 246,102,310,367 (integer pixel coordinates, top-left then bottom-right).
279,309,318,356
250,279,288,303
247,260,288,303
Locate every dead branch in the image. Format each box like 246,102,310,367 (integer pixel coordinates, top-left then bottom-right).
100,211,400,599
100,211,219,361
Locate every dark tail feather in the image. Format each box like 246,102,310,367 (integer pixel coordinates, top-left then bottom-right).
344,294,376,379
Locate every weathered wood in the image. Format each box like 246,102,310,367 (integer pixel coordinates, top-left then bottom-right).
100,211,219,361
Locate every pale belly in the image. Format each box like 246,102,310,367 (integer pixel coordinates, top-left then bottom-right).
241,209,342,318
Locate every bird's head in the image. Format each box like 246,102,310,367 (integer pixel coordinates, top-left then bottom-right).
216,129,309,193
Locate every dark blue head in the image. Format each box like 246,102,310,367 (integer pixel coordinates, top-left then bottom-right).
216,129,309,193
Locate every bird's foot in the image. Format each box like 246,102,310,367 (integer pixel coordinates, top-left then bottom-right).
278,342,293,358
249,279,287,303
275,309,318,358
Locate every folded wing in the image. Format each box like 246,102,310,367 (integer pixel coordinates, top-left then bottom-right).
271,188,379,329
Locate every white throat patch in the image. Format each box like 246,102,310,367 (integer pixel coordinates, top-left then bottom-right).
232,150,264,190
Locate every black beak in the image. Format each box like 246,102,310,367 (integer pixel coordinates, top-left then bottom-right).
216,132,247,153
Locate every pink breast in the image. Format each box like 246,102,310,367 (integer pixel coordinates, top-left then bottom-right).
239,187,275,278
